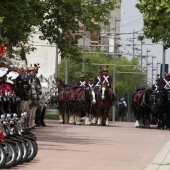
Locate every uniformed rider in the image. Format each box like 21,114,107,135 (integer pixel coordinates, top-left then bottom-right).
76,73,88,88
101,66,112,88
151,78,161,91
88,77,94,88
93,68,103,88
101,66,114,105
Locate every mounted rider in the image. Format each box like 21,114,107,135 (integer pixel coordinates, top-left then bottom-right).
88,77,94,88
93,68,103,89
159,73,170,90
151,77,161,91
76,73,88,88
101,66,114,105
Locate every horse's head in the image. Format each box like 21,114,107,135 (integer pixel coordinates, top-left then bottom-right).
85,87,96,104
157,88,168,106
101,81,110,100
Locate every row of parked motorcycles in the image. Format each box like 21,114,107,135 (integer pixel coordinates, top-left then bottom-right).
0,112,38,168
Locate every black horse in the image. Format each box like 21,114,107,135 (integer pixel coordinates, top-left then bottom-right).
156,88,170,130
132,89,153,128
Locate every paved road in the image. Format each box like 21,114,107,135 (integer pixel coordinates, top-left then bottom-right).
7,120,170,170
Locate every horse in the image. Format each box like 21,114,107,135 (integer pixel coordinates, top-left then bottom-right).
94,81,114,126
156,88,170,129
68,86,96,125
55,78,69,124
132,89,153,128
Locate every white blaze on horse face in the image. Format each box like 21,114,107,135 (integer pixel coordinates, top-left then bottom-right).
102,87,105,100
91,90,96,104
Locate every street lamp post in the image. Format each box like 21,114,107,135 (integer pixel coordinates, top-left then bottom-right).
156,62,161,78
112,17,120,122
146,48,151,84
140,41,145,66
151,56,156,84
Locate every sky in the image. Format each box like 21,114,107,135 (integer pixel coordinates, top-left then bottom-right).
120,0,170,83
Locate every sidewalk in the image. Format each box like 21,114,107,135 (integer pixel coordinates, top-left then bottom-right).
9,120,170,170
145,141,170,170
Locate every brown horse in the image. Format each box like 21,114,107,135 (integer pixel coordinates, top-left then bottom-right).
68,87,95,125
94,81,114,126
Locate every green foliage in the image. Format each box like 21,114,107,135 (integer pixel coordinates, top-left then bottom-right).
0,0,45,46
39,0,121,59
0,0,121,58
58,53,113,84
58,53,145,97
44,113,59,120
136,0,170,48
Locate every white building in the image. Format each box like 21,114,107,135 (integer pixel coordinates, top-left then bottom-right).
27,31,61,78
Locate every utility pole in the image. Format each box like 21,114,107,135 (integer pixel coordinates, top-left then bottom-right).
112,17,120,121
151,56,156,84
55,45,58,78
82,27,86,73
140,41,145,66
156,62,160,78
133,29,135,59
65,57,68,84
146,48,151,84
162,43,166,78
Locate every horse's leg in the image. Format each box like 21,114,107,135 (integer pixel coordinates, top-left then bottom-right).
64,108,69,124
58,108,64,124
91,104,97,125
97,106,102,126
105,108,110,126
69,103,75,125
85,112,91,125
75,109,81,125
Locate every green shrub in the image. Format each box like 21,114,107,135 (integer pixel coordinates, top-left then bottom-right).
44,114,59,120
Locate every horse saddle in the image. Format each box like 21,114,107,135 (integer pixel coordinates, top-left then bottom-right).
70,88,83,101
133,90,145,103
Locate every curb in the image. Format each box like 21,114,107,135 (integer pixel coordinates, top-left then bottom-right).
144,141,170,170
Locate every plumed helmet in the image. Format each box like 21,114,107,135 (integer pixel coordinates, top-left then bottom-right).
166,73,170,77
80,72,85,78
103,65,109,72
98,67,103,73
89,77,93,81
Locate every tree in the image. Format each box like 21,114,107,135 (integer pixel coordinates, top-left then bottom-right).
0,0,45,56
39,0,121,59
136,0,170,48
58,53,145,96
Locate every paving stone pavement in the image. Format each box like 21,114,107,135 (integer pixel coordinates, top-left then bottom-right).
5,120,170,170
